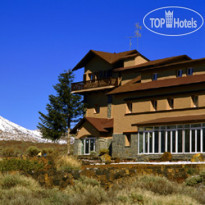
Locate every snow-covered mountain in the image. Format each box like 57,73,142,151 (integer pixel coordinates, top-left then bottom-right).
0,116,66,144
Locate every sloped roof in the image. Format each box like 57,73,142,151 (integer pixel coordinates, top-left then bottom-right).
114,55,191,72
133,114,205,126
108,73,205,95
70,117,113,134
72,49,146,71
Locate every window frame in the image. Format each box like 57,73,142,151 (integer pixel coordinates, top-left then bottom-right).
152,73,158,81
177,69,183,77
187,67,194,76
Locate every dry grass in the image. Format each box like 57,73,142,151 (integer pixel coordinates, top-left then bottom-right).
55,155,82,171
108,175,205,205
0,140,67,157
0,174,204,205
103,188,200,205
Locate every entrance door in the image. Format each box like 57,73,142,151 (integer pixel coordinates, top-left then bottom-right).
82,137,96,155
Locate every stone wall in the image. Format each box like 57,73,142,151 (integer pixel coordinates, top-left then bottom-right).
112,134,138,159
81,163,205,188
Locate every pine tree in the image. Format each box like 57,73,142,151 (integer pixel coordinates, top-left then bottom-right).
38,70,83,152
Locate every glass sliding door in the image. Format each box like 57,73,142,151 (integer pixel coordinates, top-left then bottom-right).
167,131,171,153
203,128,205,152
154,131,159,153
138,123,205,155
185,129,190,153
82,137,96,155
149,132,153,153
191,130,196,152
161,130,165,153
178,130,183,153
172,131,176,153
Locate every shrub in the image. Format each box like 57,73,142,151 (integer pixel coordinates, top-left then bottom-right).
26,146,41,157
113,175,178,196
136,175,177,195
42,148,54,156
160,152,172,162
78,176,100,186
90,151,97,157
2,147,19,157
185,175,202,186
187,168,198,175
100,154,111,164
0,158,45,173
55,155,81,172
200,171,205,184
64,178,108,205
0,174,40,190
191,153,204,162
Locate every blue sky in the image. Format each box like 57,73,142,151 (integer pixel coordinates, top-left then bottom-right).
0,0,205,130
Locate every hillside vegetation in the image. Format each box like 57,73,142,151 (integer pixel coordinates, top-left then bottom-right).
0,173,204,205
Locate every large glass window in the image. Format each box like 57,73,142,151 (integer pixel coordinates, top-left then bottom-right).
138,123,205,154
203,128,205,152
178,130,183,153
185,129,190,153
161,130,165,153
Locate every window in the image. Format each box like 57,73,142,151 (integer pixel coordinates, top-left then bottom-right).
89,73,95,81
168,98,174,109
138,124,205,154
177,69,183,77
126,102,133,113
107,95,112,104
82,138,96,155
151,100,157,111
125,134,131,147
187,68,194,76
94,104,100,113
152,73,158,81
192,95,198,107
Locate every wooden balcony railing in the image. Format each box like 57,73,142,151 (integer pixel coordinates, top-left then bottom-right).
72,77,118,92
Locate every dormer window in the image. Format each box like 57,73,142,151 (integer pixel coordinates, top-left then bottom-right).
177,69,183,77
90,73,95,82
168,98,174,109
151,100,157,111
187,68,193,76
126,102,133,113
192,95,198,108
94,105,100,113
152,73,158,81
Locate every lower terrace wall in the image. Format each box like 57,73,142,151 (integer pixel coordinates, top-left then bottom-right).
81,163,205,188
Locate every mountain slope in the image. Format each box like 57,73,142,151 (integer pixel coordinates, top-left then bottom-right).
0,116,66,144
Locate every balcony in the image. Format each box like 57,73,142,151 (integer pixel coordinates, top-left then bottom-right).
72,77,119,92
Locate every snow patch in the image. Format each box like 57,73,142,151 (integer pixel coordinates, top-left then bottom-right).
0,116,67,144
